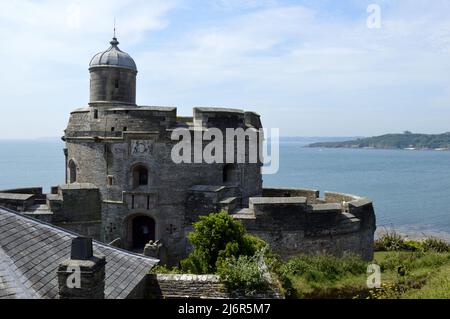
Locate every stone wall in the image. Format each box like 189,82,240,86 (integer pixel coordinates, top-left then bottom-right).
145,274,282,299
146,274,228,299
49,184,102,240
89,67,137,105
262,187,320,203
236,193,376,261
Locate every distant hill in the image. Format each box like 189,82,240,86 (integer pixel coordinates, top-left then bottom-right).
308,132,450,150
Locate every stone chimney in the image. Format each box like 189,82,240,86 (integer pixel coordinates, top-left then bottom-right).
58,237,106,299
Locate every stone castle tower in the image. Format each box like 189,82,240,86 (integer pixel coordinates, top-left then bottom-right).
63,36,264,263
57,36,376,264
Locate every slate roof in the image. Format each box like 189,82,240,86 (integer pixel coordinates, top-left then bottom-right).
0,207,158,299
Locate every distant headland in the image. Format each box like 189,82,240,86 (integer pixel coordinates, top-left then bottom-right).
308,131,450,151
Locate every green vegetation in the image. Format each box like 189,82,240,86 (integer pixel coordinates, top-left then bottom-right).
217,249,270,296
273,253,369,298
308,132,450,150
180,211,267,274
271,232,450,299
152,212,271,295
374,230,449,253
153,218,450,299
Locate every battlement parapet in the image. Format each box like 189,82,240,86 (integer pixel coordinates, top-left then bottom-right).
193,107,246,129
232,188,376,260
65,106,261,141
262,187,320,203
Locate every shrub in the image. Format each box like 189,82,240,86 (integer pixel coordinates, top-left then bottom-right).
375,230,405,251
402,240,423,252
217,249,270,296
181,212,267,274
422,237,449,253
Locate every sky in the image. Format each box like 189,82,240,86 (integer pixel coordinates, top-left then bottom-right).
0,0,449,139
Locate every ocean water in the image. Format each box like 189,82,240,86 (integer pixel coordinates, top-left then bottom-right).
264,139,450,240
0,138,449,240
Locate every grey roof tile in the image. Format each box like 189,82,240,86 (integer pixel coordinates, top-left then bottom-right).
0,207,158,299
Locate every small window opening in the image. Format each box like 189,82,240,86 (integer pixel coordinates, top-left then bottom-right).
107,175,113,186
131,195,135,209
115,79,119,89
132,165,149,187
223,164,236,183
123,127,127,132
69,160,77,184
93,109,98,119
111,127,115,132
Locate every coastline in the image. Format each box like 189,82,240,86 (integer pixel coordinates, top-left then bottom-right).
307,146,450,152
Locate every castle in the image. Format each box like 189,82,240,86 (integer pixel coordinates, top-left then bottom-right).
0,36,376,265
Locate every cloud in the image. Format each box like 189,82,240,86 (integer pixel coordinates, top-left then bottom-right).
0,0,449,138
0,0,178,139
136,1,450,136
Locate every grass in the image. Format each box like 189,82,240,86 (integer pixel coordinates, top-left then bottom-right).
274,250,450,299
401,265,450,299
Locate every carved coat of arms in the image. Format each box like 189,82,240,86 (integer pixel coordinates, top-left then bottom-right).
131,140,153,156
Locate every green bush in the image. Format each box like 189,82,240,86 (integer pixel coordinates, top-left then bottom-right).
375,230,405,251
279,253,367,283
217,249,270,296
180,212,267,274
375,230,450,253
402,240,423,252
422,237,449,253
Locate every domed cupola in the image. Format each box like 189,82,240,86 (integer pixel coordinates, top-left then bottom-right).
89,37,137,72
89,37,137,106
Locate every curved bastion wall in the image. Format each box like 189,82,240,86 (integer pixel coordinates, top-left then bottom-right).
235,188,376,260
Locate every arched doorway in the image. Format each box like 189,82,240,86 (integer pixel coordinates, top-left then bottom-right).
131,215,155,249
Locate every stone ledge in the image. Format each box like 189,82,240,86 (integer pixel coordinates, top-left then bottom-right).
250,197,307,206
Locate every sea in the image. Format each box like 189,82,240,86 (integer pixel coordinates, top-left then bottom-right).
1,138,449,240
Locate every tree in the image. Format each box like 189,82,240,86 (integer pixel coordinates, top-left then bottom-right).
181,211,267,274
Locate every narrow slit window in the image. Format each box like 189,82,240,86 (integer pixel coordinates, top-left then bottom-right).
111,127,115,132
94,109,98,119
115,79,119,89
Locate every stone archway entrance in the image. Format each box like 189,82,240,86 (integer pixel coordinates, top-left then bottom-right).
130,215,156,249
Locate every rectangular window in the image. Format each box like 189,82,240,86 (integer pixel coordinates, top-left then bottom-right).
115,79,119,89
111,127,115,132
94,109,98,119
123,127,127,132
131,195,135,209
107,175,113,186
